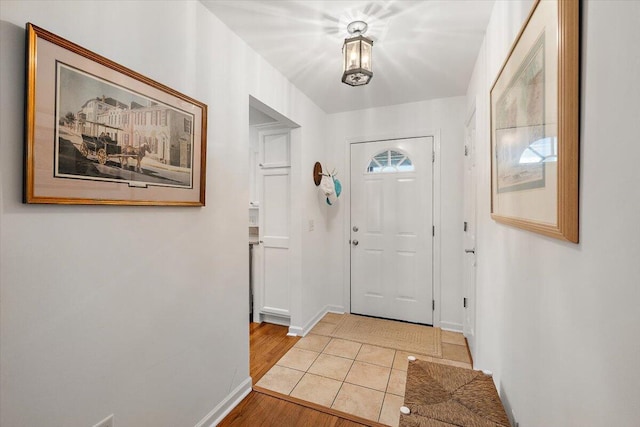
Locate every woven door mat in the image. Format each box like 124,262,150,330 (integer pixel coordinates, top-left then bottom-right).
313,314,442,357
401,360,510,427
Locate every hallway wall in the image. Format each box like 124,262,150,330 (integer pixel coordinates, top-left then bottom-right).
467,1,640,425
0,1,327,426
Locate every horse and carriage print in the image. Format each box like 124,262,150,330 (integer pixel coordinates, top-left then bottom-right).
56,63,194,189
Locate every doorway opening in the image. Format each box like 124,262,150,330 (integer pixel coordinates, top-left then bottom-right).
248,96,299,327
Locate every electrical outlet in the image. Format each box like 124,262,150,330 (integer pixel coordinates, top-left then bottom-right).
93,414,114,427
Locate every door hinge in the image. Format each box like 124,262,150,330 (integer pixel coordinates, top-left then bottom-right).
464,221,468,232
432,300,435,311
464,145,469,156
463,297,467,308
432,225,435,236
432,151,435,163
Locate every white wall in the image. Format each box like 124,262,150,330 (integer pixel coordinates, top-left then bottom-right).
326,97,467,330
467,1,640,425
298,109,334,333
0,1,328,426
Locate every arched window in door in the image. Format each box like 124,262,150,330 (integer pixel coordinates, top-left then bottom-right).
366,149,414,173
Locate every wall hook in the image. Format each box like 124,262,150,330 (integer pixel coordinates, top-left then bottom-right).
313,161,323,186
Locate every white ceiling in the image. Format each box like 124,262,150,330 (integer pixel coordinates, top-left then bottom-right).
201,0,494,114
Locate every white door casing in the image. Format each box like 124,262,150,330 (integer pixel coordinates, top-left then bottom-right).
350,137,434,324
257,128,291,318
463,112,477,349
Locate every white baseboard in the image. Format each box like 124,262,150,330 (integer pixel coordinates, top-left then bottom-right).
289,305,345,337
440,321,463,332
194,376,252,427
260,312,290,326
287,326,303,336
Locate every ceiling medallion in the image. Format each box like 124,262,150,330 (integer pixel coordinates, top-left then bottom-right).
342,20,373,86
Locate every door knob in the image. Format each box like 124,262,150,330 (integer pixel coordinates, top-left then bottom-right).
352,240,359,246
352,226,359,232
465,249,475,254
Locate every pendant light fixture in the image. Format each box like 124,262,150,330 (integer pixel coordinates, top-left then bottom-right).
342,20,373,86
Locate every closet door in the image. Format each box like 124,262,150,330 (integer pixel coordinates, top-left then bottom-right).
257,129,290,319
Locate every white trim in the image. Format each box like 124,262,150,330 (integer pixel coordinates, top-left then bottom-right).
440,321,464,333
345,130,432,145
261,306,290,317
289,304,345,337
342,130,442,327
432,130,442,328
92,414,113,427
343,137,353,315
462,97,479,356
259,312,290,327
465,96,478,128
287,325,304,336
249,95,300,129
287,126,303,335
194,376,252,427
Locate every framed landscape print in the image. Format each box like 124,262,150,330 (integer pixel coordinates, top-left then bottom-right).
25,23,207,205
490,0,579,243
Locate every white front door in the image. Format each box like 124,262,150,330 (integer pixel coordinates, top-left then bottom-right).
350,137,434,324
463,113,477,350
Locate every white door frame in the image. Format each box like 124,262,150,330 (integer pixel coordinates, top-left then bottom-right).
248,96,301,329
342,130,443,327
463,100,478,353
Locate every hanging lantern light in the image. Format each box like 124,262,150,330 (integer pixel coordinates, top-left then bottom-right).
342,21,373,86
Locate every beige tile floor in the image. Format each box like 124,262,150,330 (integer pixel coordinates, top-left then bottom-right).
256,314,472,427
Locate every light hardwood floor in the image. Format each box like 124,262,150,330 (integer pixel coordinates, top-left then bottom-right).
218,322,368,427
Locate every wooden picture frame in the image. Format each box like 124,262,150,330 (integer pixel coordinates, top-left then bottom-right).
25,23,207,206
490,0,579,242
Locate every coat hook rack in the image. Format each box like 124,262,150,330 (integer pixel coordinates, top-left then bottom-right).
313,162,323,186
314,162,338,186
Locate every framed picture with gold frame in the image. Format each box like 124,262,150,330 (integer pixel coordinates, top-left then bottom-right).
490,0,579,242
25,23,207,206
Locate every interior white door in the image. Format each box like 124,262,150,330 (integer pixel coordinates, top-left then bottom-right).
463,113,477,348
350,137,433,324
258,128,290,318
